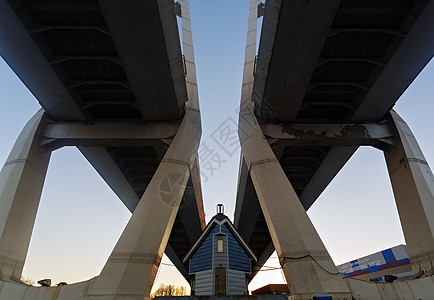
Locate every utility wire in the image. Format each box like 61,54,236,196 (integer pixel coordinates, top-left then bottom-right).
253,265,282,271
282,255,341,275
161,262,177,267
159,257,340,276
161,262,282,272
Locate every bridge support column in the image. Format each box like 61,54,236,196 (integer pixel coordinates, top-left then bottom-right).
239,107,350,299
86,109,201,300
0,110,51,282
384,110,434,277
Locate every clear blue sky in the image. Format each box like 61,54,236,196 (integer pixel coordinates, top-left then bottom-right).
0,0,433,293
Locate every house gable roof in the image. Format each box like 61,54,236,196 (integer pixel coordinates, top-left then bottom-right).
183,214,258,263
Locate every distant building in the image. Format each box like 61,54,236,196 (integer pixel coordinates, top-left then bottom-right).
337,244,412,282
251,284,290,295
183,204,257,295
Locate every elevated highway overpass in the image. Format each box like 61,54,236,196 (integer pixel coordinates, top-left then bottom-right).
235,0,434,297
0,0,433,298
0,0,203,297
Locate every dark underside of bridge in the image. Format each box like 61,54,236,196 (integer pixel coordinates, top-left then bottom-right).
1,0,203,279
235,0,433,280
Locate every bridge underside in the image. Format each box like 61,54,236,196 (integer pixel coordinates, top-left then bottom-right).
0,0,204,297
0,0,433,298
235,0,434,287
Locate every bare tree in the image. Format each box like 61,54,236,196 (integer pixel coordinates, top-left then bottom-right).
21,276,36,286
151,284,188,298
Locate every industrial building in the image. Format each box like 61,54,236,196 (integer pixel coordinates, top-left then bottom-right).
337,245,412,282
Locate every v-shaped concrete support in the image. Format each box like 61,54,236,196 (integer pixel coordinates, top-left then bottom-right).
87,0,201,297
239,106,351,298
0,110,51,282
86,108,201,299
385,110,434,277
237,1,350,297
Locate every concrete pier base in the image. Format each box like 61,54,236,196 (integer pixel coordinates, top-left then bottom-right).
0,276,433,299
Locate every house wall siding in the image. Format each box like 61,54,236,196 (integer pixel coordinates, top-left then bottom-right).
194,270,213,296
190,224,220,273
227,269,247,295
221,223,251,273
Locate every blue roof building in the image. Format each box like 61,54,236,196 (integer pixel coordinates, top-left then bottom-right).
183,205,257,295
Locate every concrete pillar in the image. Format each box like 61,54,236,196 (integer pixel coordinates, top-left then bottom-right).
87,0,201,297
86,109,201,299
384,110,434,277
0,110,51,282
238,0,349,297
239,108,351,299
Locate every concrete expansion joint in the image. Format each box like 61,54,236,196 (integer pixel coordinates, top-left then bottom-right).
184,106,200,113
249,158,278,171
241,81,254,86
3,158,28,167
410,252,434,278
185,80,198,86
107,252,162,266
239,105,257,115
388,156,425,175
0,255,24,281
0,255,25,268
406,157,429,165
389,156,429,175
410,250,434,263
161,158,191,167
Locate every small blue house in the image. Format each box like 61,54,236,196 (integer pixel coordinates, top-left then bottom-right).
183,205,257,295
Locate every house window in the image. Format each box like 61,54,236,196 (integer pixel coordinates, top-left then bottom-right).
217,239,224,252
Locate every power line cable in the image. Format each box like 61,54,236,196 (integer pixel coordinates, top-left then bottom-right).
282,255,341,275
